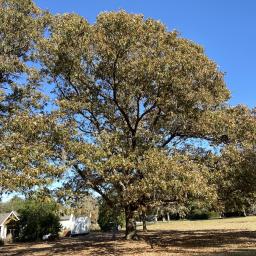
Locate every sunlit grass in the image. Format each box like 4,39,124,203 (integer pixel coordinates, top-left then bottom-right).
142,216,256,231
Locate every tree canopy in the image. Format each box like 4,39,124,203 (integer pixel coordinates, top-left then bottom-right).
0,0,66,195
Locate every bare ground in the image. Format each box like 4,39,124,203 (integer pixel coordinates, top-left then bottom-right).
1,217,256,256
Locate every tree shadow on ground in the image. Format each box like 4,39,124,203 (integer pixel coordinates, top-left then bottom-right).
142,229,256,248
1,230,256,256
0,232,143,256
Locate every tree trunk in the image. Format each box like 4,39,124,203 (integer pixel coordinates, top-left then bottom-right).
112,223,118,240
112,207,119,240
167,212,170,222
125,206,137,240
142,211,147,232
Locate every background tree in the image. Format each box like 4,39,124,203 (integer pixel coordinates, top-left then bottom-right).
55,183,99,225
0,0,67,196
216,107,256,215
98,199,125,232
0,196,24,212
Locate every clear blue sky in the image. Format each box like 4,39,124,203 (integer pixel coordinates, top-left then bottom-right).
34,0,255,107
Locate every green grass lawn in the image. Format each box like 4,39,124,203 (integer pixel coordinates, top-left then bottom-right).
143,216,256,231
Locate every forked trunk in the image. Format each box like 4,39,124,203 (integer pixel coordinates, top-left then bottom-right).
125,206,137,240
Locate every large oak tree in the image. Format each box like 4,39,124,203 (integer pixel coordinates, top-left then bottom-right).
38,11,250,238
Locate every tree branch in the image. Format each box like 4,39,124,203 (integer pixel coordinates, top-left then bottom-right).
74,164,114,207
111,53,135,135
161,134,177,147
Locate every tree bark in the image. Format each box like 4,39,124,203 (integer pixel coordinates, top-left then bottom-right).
112,208,119,240
142,211,147,232
167,212,170,222
125,206,137,240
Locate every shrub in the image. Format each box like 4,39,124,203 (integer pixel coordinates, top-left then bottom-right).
18,200,61,241
188,209,220,220
208,211,221,219
98,200,125,232
188,209,209,220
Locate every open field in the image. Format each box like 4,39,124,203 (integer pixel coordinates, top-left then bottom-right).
1,217,256,256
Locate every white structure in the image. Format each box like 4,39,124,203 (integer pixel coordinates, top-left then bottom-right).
60,214,74,231
71,216,91,235
0,211,19,240
60,214,91,235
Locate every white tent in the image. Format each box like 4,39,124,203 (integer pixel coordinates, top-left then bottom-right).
71,216,91,235
60,214,91,235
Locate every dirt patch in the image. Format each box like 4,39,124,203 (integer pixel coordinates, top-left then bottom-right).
1,229,256,256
